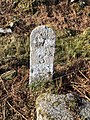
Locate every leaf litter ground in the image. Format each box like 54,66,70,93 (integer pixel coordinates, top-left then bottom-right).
0,0,90,120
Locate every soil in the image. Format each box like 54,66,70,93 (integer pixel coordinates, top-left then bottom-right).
0,0,90,120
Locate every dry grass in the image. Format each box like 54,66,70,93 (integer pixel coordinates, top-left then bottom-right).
0,58,90,120
0,0,90,120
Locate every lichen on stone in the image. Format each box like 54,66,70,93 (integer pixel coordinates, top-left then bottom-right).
36,92,76,120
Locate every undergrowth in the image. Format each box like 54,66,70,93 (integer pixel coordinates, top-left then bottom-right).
55,28,90,66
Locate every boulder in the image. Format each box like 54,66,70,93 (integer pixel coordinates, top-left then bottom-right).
79,99,90,120
36,92,90,120
36,93,76,120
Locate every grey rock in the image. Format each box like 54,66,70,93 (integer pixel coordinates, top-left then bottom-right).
0,28,5,33
5,28,12,33
79,99,90,120
36,92,90,120
0,28,12,34
36,93,76,120
30,26,55,86
9,22,14,28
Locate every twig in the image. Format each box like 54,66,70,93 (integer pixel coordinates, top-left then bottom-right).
17,70,29,86
72,86,90,102
71,82,82,85
0,77,8,94
2,100,6,120
79,70,89,81
53,67,89,81
7,101,28,120
81,68,90,72
84,95,90,102
0,95,10,102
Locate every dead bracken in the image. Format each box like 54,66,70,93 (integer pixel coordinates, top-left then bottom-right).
0,0,90,120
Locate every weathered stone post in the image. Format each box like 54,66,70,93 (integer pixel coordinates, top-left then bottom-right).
30,26,56,86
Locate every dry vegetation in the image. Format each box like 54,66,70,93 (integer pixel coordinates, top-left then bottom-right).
0,0,90,120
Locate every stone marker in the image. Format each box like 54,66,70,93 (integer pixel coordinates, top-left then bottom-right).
30,26,56,85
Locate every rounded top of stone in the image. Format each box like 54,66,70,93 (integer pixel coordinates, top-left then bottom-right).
30,25,55,39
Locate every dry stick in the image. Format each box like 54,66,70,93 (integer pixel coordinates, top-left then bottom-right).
79,70,89,81
84,95,90,102
59,77,62,88
53,67,89,86
7,101,28,120
73,86,90,102
17,70,29,86
0,77,13,101
2,100,6,120
53,67,89,81
76,74,84,82
71,80,90,101
53,71,75,81
84,85,90,94
0,77,8,94
0,77,30,120
71,82,83,85
81,67,90,72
